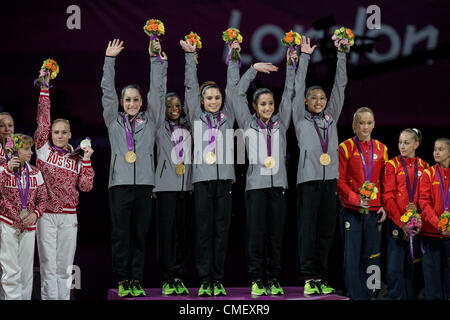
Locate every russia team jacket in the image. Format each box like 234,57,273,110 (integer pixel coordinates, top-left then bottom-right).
418,164,450,238
0,144,6,166
35,89,95,214
338,138,388,211
0,163,47,231
382,155,429,228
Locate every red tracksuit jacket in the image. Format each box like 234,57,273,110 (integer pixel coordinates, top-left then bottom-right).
0,144,6,166
34,89,95,214
0,164,48,231
383,156,429,228
418,164,450,238
338,137,388,211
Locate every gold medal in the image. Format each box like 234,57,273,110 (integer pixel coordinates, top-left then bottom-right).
319,153,331,166
125,151,137,163
406,202,417,212
175,163,186,176
205,152,216,165
264,156,276,169
20,209,29,220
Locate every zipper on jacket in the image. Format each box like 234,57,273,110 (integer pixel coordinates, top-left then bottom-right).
302,150,307,168
181,172,185,192
133,138,136,185
160,160,166,179
112,154,117,182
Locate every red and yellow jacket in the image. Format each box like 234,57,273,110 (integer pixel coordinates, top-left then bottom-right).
418,164,450,238
383,156,429,228
338,138,388,211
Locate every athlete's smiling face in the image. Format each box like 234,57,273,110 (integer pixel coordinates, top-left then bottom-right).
121,88,143,118
166,96,182,122
201,88,222,113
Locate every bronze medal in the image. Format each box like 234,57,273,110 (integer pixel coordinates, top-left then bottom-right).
125,151,137,163
175,163,186,176
319,153,331,166
405,202,417,212
205,152,216,165
264,156,276,169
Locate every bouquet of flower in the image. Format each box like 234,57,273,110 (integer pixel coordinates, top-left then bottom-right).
34,58,59,88
222,28,243,64
400,208,422,239
332,27,355,53
143,19,165,62
5,135,24,169
185,32,202,64
281,30,301,67
438,211,450,232
358,181,378,214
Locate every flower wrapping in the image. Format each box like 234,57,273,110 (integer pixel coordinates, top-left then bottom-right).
281,30,301,67
332,27,355,53
438,211,450,232
222,28,243,63
185,32,202,64
34,58,59,88
358,181,378,214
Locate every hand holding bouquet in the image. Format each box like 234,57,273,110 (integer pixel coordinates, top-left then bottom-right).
5,134,24,170
281,30,301,67
185,32,202,64
400,208,422,238
143,19,165,63
332,27,355,53
222,28,243,64
438,211,450,236
34,58,59,89
358,181,378,214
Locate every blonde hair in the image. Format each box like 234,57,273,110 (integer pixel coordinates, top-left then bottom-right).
352,107,375,134
52,118,71,131
401,128,422,144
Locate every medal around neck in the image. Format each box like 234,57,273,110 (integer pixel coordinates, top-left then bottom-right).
205,152,216,165
405,202,417,212
125,151,137,163
175,163,186,175
264,156,276,169
20,209,29,220
320,153,331,166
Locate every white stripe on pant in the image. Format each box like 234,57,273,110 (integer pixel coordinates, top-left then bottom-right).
0,221,35,300
37,213,77,300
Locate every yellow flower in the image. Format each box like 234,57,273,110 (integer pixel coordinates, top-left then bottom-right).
237,34,243,43
350,39,354,46
406,211,412,218
158,24,165,34
400,215,409,223
294,36,301,45
370,193,377,200
197,40,202,49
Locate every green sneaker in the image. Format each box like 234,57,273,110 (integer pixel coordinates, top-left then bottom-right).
130,279,146,297
251,279,267,296
213,280,227,296
267,278,284,296
304,280,321,296
317,280,336,295
118,280,133,298
198,280,212,297
174,279,190,295
162,281,177,295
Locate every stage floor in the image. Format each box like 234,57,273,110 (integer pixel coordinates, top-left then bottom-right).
107,286,349,300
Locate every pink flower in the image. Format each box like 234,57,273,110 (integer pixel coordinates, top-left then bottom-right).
5,136,13,149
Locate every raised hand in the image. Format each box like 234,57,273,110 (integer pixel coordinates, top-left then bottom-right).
253,62,278,74
39,68,50,89
106,39,125,57
179,40,196,53
149,38,161,56
300,36,317,55
230,40,241,53
286,47,299,65
83,146,94,161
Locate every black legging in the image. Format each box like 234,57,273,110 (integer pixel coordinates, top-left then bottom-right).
193,180,232,282
109,185,153,282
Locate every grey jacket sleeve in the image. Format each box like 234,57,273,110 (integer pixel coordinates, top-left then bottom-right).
184,52,201,123
101,56,119,128
327,51,348,120
224,60,240,124
155,58,168,128
292,53,310,128
146,57,167,126
233,66,256,129
278,64,295,128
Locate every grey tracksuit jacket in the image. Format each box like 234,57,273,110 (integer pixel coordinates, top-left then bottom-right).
232,64,295,191
292,52,348,185
183,52,239,184
101,56,167,188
